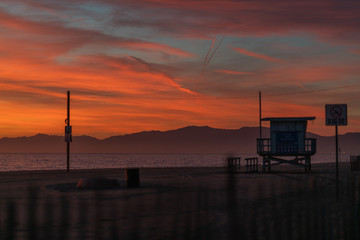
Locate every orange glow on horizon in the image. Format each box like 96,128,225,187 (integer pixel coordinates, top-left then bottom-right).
0,1,359,138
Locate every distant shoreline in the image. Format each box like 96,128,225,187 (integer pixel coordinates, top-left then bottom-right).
0,162,351,175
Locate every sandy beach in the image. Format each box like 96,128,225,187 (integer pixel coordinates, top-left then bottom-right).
0,163,359,239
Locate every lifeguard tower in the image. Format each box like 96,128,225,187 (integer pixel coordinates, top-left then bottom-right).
257,117,317,172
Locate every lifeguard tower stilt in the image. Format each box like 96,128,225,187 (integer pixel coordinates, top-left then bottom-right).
257,117,317,172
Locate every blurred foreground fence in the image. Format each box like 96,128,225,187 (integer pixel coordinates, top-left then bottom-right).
0,173,360,240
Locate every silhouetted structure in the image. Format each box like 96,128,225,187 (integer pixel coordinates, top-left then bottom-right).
227,157,241,171
257,117,317,172
245,157,258,173
351,155,360,171
125,168,140,187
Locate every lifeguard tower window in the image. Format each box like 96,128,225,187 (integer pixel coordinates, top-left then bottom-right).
257,117,316,172
276,131,298,154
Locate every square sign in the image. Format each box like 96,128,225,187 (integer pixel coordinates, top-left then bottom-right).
325,104,347,126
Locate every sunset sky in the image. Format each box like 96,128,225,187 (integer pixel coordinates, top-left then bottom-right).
0,0,359,138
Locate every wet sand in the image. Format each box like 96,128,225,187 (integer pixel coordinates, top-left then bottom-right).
0,163,359,239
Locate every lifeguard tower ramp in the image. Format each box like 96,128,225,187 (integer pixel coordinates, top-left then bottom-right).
257,117,317,172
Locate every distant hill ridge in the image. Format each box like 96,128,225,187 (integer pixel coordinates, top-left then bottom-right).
0,126,358,154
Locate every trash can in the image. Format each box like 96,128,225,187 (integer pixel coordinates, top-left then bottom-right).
125,168,140,187
350,156,360,171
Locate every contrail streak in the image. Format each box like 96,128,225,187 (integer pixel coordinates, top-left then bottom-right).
202,34,216,76
207,35,224,66
201,34,224,78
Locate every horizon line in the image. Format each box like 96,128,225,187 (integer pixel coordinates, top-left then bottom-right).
0,125,357,140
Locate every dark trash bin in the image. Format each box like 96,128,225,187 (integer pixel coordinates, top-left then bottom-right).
126,168,140,187
350,156,360,171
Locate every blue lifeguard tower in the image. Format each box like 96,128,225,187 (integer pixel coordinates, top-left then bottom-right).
257,117,317,172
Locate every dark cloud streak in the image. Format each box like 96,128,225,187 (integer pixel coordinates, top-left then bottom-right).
106,0,360,44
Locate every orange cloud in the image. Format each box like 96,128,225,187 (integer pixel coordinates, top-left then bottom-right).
0,49,202,137
351,49,360,55
0,1,359,138
264,64,360,84
117,41,194,58
231,47,284,63
215,69,254,75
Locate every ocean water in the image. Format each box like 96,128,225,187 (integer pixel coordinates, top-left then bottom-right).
0,153,352,172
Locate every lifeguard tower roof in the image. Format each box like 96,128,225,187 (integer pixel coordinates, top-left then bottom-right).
261,117,316,122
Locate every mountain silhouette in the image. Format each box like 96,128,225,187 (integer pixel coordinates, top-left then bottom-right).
0,126,358,154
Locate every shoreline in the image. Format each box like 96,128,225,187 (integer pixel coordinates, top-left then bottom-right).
0,161,351,174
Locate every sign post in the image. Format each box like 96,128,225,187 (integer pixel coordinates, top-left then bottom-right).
325,104,347,183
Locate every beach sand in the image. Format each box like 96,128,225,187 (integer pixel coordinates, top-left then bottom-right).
0,163,359,239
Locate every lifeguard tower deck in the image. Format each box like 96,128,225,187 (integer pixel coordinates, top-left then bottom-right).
257,117,317,172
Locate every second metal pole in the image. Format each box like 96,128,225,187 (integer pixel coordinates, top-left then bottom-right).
335,123,338,181
259,91,262,139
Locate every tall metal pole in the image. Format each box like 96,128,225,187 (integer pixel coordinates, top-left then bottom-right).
259,91,262,139
335,123,339,199
335,123,339,181
67,91,70,173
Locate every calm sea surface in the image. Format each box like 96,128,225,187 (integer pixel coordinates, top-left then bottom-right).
0,153,352,172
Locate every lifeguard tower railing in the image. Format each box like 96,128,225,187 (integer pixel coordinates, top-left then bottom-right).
257,138,317,156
